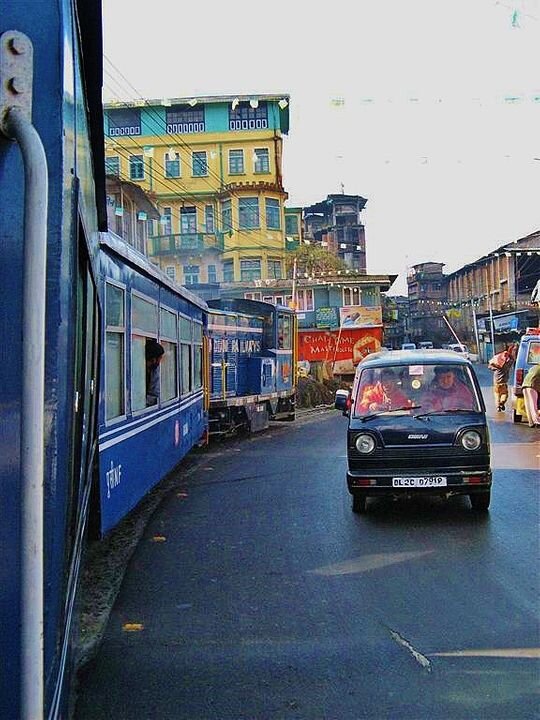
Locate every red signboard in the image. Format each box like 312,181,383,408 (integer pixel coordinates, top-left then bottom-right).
298,327,383,369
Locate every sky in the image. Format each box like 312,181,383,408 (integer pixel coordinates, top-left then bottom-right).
102,0,540,294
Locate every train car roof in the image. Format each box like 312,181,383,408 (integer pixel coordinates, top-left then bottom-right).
99,232,208,311
77,0,107,230
209,298,293,315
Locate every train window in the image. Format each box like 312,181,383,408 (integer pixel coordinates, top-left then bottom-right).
277,313,292,350
132,294,158,333
160,308,178,402
105,283,125,420
192,322,203,390
131,336,147,411
132,294,158,411
179,316,192,394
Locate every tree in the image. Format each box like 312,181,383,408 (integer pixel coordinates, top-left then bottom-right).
285,244,348,277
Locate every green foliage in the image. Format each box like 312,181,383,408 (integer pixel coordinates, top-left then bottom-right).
286,244,348,276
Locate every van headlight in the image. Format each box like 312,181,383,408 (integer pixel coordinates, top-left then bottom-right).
461,430,482,451
355,434,376,454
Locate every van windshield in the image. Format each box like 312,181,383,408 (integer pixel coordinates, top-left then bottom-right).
353,364,481,418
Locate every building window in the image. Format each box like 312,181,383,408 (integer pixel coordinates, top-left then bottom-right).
108,108,141,137
183,264,199,285
229,101,268,131
105,156,120,176
285,214,299,235
296,288,314,311
267,258,282,279
160,207,172,235
164,152,181,178
244,292,262,300
228,149,244,174
204,205,215,233
223,260,234,282
239,197,259,229
207,264,217,283
181,207,197,234
192,151,208,177
166,106,205,134
129,155,144,181
265,198,281,230
240,258,261,281
253,148,270,173
165,266,176,280
105,283,125,420
343,287,361,306
221,199,232,232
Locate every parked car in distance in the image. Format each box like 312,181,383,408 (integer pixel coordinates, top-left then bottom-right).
401,342,417,350
512,327,540,423
447,343,479,363
334,349,491,514
419,341,434,350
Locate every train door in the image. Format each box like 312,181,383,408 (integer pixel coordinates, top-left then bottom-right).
47,221,100,717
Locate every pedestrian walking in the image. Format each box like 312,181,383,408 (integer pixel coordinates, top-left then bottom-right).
522,363,540,428
488,344,517,412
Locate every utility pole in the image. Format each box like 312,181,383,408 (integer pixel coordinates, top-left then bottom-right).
488,293,496,353
471,301,481,357
291,257,297,310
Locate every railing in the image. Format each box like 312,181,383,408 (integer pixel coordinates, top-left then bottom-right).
149,232,225,255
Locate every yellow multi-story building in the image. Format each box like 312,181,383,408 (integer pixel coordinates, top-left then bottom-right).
103,94,291,287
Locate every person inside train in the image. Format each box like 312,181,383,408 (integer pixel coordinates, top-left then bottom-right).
145,338,165,406
356,368,412,414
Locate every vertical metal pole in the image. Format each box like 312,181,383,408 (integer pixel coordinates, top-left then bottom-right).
1,32,46,720
488,294,496,353
471,302,481,359
291,257,297,310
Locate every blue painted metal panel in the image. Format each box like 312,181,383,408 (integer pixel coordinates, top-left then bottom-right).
98,394,204,532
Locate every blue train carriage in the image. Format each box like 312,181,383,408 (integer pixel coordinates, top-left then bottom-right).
0,1,107,717
207,299,297,435
98,232,209,534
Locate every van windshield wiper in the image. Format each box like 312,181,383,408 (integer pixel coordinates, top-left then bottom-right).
360,405,421,422
414,408,478,419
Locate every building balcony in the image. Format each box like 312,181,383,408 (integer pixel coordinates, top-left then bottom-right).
285,238,300,251
149,232,225,255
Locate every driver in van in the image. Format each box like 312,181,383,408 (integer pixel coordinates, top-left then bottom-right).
357,368,412,413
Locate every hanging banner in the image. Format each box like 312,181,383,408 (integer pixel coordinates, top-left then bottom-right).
339,305,382,328
298,327,383,374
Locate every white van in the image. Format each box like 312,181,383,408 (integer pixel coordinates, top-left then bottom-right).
401,342,416,350
419,341,434,350
448,343,479,363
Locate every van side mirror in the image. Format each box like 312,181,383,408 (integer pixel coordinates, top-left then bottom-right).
335,389,351,415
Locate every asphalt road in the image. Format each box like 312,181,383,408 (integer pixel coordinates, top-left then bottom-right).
75,367,540,720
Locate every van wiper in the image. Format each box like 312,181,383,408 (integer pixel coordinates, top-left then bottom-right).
361,405,421,422
414,408,477,419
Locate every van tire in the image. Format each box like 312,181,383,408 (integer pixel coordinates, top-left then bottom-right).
513,410,522,423
470,491,491,512
352,493,368,513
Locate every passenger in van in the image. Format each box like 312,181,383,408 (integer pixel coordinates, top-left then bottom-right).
357,368,412,413
146,338,165,406
425,366,475,411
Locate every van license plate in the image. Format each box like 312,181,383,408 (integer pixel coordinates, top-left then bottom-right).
392,476,447,487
